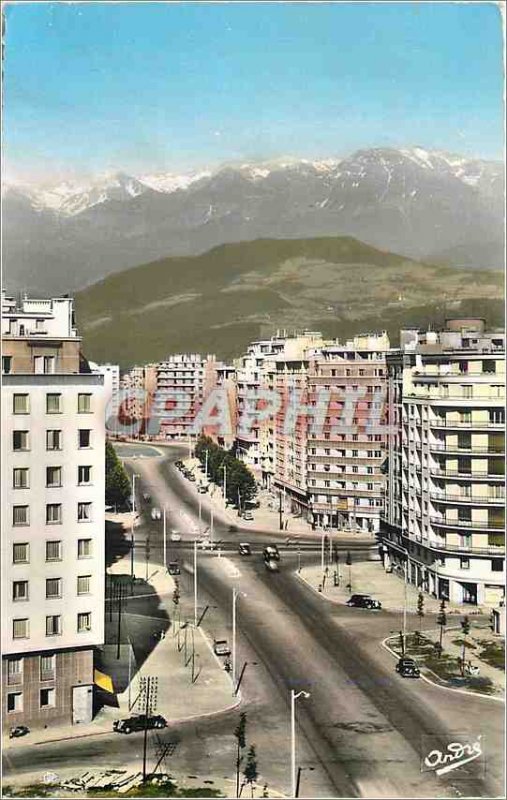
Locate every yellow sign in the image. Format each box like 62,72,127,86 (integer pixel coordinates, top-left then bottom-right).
94,668,114,694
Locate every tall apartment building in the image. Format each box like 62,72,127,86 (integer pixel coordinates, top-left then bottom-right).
271,333,390,531
382,319,505,606
118,364,157,436
153,354,218,441
89,362,120,416
1,292,105,728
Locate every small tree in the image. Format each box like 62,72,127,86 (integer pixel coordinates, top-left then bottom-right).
242,745,258,798
234,712,247,798
415,592,425,644
172,580,180,606
345,551,352,591
436,599,447,659
460,615,471,676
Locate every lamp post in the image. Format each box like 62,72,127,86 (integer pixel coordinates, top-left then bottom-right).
163,506,167,571
291,689,310,798
193,540,198,627
232,587,245,694
198,492,202,535
222,463,227,508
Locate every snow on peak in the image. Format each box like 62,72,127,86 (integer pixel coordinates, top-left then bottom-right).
140,170,211,193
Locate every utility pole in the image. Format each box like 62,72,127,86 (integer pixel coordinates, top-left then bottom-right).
116,580,123,660
128,637,133,710
320,528,325,576
232,587,238,693
193,540,198,627
140,676,158,783
279,489,284,530
291,690,310,799
130,531,135,591
198,493,202,535
145,536,151,582
163,506,167,571
403,558,408,653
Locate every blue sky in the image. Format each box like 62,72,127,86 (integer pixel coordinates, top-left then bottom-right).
3,1,504,182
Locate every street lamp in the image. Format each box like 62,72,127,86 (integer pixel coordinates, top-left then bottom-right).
291,689,310,798
232,587,247,694
295,766,315,799
193,539,198,627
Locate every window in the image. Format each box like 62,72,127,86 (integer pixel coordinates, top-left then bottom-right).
77,612,92,632
46,504,62,524
46,429,62,450
482,360,496,374
13,430,29,451
13,468,29,489
77,575,91,595
40,688,55,708
46,578,62,599
491,559,504,572
13,394,29,414
34,355,55,374
35,318,45,331
78,429,91,448
46,467,62,488
13,619,29,639
78,538,92,558
460,557,470,570
46,393,62,414
13,543,29,563
13,505,29,526
40,655,55,680
78,465,92,485
46,540,62,562
2,355,12,374
7,693,23,713
46,615,61,636
12,581,29,601
78,393,92,413
462,385,473,399
78,502,92,522
7,658,23,684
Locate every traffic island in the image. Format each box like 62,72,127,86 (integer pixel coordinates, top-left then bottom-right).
383,631,505,698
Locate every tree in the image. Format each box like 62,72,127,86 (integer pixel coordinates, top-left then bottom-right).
105,440,132,509
234,712,247,798
242,745,258,798
172,580,180,606
460,615,471,676
416,592,425,643
345,551,352,591
436,600,447,659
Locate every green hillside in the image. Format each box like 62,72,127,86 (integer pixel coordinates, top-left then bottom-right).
74,236,504,367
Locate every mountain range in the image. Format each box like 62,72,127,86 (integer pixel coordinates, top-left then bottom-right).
3,147,504,295
74,236,504,368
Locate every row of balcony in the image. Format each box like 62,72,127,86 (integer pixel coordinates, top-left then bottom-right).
429,516,504,531
404,442,504,455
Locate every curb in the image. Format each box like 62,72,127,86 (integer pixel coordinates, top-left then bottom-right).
381,636,505,703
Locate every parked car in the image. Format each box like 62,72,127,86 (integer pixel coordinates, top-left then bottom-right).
113,714,167,734
168,562,180,575
213,639,231,657
198,484,208,493
265,559,279,573
346,594,382,610
238,543,252,556
151,507,162,520
9,725,30,739
398,661,420,679
242,510,254,521
396,657,418,673
263,545,280,562
170,530,182,542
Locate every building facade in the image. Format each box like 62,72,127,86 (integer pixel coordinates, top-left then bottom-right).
153,354,218,442
382,319,505,607
2,292,105,728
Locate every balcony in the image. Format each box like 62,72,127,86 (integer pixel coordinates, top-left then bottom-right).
430,491,505,505
429,466,504,480
429,443,504,455
429,419,504,430
425,539,505,556
7,672,23,686
430,516,505,531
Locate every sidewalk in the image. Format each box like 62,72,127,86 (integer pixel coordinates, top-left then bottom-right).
298,559,485,615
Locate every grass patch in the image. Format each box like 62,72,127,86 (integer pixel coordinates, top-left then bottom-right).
451,639,477,649
4,782,224,799
477,640,505,671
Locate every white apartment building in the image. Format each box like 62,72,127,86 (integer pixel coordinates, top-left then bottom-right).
89,362,120,416
153,354,217,441
2,292,105,728
382,319,505,607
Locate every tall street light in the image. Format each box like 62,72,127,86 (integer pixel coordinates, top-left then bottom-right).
193,539,198,627
163,505,167,571
291,689,310,799
232,587,246,694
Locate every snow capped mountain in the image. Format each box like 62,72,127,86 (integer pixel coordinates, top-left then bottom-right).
3,147,503,295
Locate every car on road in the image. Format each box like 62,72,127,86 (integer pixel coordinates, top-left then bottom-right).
9,725,30,739
198,484,208,493
242,510,254,521
265,559,279,572
238,543,252,556
199,538,217,550
213,639,231,657
346,594,382,610
151,507,162,520
143,492,151,502
263,545,280,562
397,659,420,678
170,530,182,542
168,562,180,575
113,714,167,734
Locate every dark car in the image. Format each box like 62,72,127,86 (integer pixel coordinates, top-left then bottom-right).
238,543,252,556
396,657,417,673
263,545,280,562
346,594,382,610
168,562,180,575
213,639,231,657
398,662,420,678
113,714,167,734
143,493,151,502
9,725,30,739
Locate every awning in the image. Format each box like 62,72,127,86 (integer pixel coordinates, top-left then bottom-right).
94,668,114,694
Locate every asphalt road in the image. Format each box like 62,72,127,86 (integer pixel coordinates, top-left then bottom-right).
4,444,504,799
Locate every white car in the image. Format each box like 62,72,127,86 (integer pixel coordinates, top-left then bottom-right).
198,538,217,550
151,507,162,520
170,530,182,542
